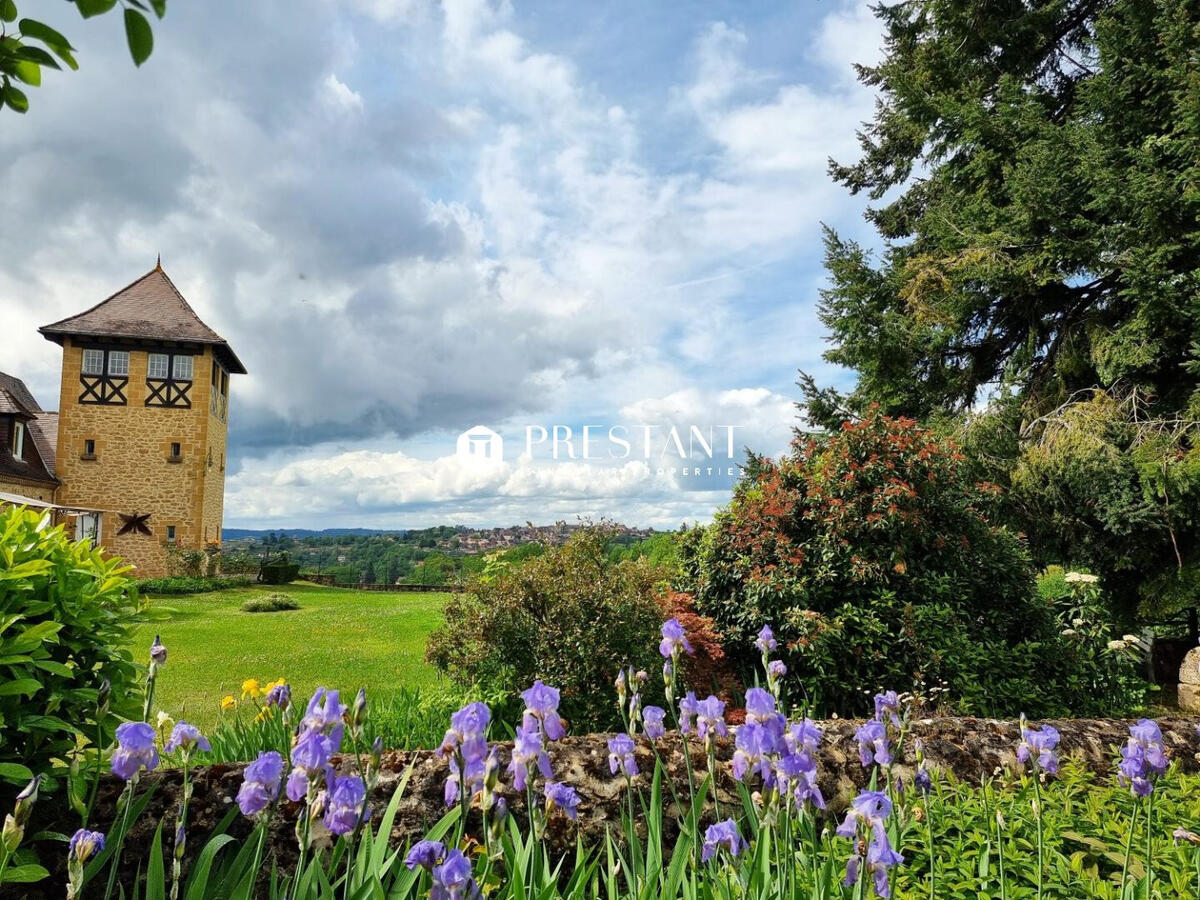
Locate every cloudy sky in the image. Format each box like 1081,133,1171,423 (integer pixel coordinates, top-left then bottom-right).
0,0,883,530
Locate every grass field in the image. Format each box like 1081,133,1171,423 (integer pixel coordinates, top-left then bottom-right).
129,582,450,729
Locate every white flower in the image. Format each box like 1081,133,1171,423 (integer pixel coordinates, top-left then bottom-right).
1062,629,1078,637
1064,572,1099,584
1107,639,1127,651
156,710,174,731
1072,618,1085,627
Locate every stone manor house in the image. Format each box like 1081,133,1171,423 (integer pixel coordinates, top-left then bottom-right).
0,264,244,576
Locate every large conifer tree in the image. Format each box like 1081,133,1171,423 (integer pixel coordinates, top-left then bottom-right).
806,0,1200,427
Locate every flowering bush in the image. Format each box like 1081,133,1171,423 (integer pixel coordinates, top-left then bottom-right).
426,526,667,731
678,411,1144,717
0,506,161,798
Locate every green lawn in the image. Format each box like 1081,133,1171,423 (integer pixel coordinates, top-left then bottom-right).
129,582,449,728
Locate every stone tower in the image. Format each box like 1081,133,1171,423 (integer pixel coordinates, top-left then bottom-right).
39,265,245,576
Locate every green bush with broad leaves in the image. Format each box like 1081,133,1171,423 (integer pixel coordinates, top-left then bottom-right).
426,526,666,732
0,506,160,794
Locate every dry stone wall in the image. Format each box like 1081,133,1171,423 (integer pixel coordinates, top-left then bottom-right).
27,716,1200,896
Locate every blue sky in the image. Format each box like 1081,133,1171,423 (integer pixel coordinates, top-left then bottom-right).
0,0,886,530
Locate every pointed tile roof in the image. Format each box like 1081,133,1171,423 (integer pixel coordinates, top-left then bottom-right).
39,266,247,374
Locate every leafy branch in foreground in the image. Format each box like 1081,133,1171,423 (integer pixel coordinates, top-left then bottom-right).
0,0,167,114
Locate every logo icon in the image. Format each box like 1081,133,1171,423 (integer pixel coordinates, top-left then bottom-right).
457,425,503,463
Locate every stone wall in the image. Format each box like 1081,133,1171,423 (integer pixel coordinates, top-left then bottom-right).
27,716,1200,896
51,339,228,576
0,475,56,504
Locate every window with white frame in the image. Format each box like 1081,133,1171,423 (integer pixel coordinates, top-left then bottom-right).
107,350,129,376
11,421,24,459
172,354,194,380
82,349,105,375
147,353,169,379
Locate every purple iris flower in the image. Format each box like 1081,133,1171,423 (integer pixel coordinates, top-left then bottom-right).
679,692,699,735
776,752,825,810
111,722,160,780
68,829,105,865
431,848,477,900
768,659,787,679
643,706,666,740
265,682,292,709
1119,718,1168,797
873,691,902,726
844,836,905,898
302,688,347,744
1016,719,1060,775
608,733,638,778
406,839,446,870
755,625,777,654
521,680,566,740
291,728,337,773
440,702,491,807
701,819,746,862
836,790,893,846
543,781,581,820
509,721,552,791
743,688,776,725
732,722,775,784
236,750,284,817
286,768,309,802
165,721,211,754
444,740,489,807
441,702,491,754
323,772,369,836
914,768,933,794
854,720,892,768
787,718,822,755
1128,719,1168,773
659,618,693,658
149,635,167,665
695,696,727,743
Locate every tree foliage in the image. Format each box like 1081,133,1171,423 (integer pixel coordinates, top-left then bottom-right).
804,0,1200,427
426,526,668,731
802,0,1200,621
0,0,166,114
678,412,1141,717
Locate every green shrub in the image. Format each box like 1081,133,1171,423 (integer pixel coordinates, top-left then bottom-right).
165,545,205,577
426,526,666,731
241,592,300,613
679,411,1147,717
0,506,159,791
136,575,253,595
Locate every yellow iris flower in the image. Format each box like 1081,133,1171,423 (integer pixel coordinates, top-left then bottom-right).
241,678,262,699
220,695,237,711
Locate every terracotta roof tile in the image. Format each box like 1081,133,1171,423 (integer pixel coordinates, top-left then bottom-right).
39,266,246,374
